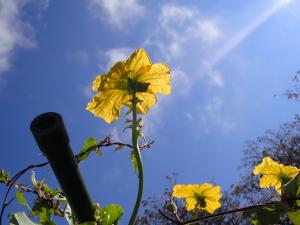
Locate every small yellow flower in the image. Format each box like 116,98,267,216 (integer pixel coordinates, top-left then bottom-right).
86,48,171,123
253,157,299,194
172,183,222,213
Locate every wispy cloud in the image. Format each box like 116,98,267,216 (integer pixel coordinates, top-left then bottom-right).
172,68,191,96
0,0,48,86
208,0,294,65
146,3,222,59
104,47,133,69
197,96,235,133
142,95,170,138
86,0,144,29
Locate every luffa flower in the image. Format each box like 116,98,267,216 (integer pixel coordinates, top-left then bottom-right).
253,157,299,194
172,183,222,213
86,48,171,123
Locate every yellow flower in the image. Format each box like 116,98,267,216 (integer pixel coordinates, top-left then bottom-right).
86,48,171,123
253,157,299,194
172,183,222,213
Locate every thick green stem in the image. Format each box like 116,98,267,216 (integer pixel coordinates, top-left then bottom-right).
128,92,144,225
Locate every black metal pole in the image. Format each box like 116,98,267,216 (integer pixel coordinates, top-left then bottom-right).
30,112,94,223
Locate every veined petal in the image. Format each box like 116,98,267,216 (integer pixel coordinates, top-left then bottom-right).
280,166,299,177
274,183,282,194
203,186,222,202
204,199,222,213
172,185,195,198
92,75,103,91
136,93,157,114
124,92,157,114
192,183,213,194
259,175,280,189
99,61,127,91
86,90,125,123
125,48,152,73
185,198,198,211
107,61,127,80
137,64,171,95
253,157,281,175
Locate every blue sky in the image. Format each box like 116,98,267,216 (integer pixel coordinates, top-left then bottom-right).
0,0,299,224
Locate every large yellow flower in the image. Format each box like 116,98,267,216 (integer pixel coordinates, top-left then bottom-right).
253,157,299,194
86,48,171,123
172,183,222,213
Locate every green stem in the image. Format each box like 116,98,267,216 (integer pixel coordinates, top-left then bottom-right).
128,92,144,225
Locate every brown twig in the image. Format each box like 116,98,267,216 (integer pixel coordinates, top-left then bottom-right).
159,201,276,225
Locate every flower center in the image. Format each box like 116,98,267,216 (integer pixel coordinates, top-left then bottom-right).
277,172,291,184
127,78,150,93
194,192,206,208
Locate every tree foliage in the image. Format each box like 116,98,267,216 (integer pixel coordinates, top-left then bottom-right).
136,76,300,225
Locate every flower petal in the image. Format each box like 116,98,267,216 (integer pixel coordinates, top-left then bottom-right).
185,198,198,211
86,90,125,123
124,92,157,114
125,48,152,73
203,186,222,202
253,157,281,175
259,174,280,189
100,61,127,91
204,199,222,213
281,166,299,177
137,64,171,95
172,185,195,198
92,75,103,91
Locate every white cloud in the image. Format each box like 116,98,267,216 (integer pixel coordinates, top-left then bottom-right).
104,47,133,69
142,95,170,138
147,3,222,59
197,96,235,132
208,0,293,65
86,0,144,29
171,68,191,96
195,0,294,89
201,61,224,87
143,3,224,91
0,0,48,85
184,112,194,121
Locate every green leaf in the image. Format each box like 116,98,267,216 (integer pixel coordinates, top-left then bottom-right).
39,207,55,225
283,172,300,198
31,198,51,217
98,204,124,225
78,222,96,225
9,212,40,225
0,168,9,183
288,210,300,225
16,192,29,210
243,205,281,225
130,151,138,173
78,138,97,161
